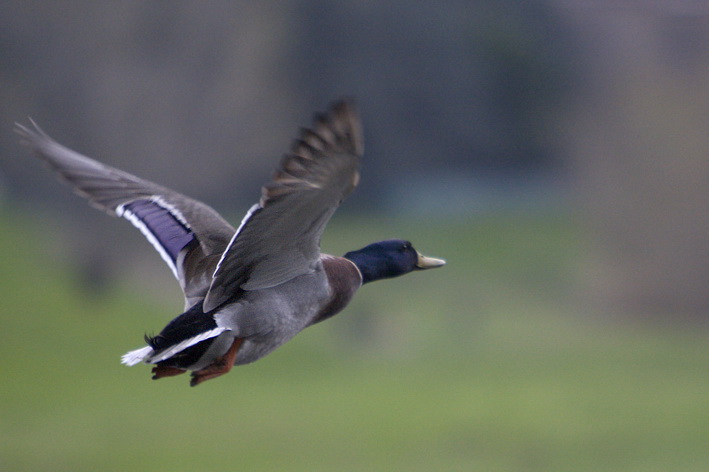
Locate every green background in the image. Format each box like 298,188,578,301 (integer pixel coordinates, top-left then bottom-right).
2,211,706,471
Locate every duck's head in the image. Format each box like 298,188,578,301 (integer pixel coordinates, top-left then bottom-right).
344,239,446,284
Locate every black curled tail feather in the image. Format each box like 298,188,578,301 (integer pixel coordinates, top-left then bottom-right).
148,302,218,352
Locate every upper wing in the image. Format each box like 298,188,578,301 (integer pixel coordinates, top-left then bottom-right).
15,121,235,309
203,99,363,312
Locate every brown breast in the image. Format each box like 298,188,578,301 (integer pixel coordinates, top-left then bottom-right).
311,255,363,324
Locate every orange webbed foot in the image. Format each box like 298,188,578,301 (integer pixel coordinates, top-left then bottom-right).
152,365,187,380
190,338,243,387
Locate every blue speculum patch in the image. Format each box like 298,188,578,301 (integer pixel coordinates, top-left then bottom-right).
121,199,195,261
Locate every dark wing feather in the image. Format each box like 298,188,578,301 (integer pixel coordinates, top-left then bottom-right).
15,121,235,308
203,100,362,312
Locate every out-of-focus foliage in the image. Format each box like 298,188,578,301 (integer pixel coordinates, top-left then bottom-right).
1,210,707,472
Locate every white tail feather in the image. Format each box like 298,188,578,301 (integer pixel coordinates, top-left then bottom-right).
121,346,154,366
146,327,228,364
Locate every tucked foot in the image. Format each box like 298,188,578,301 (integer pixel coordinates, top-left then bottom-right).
190,338,243,387
152,365,186,380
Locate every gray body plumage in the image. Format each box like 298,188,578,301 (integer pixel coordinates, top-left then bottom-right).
183,271,333,370
213,264,356,366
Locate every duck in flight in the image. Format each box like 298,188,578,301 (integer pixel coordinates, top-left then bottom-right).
16,100,445,386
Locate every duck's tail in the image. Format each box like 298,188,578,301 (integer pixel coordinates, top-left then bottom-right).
120,326,228,366
121,346,154,366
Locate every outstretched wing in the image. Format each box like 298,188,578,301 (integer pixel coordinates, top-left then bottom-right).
203,99,363,312
15,121,235,309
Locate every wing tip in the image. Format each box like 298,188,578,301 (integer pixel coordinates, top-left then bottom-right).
263,98,363,203
305,99,363,157
326,98,363,156
14,118,50,148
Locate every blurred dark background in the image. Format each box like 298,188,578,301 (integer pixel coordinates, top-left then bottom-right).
1,1,709,471
3,0,708,320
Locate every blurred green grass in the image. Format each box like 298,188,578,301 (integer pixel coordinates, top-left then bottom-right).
1,210,707,471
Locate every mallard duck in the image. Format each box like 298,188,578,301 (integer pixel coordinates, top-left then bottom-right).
16,100,445,386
